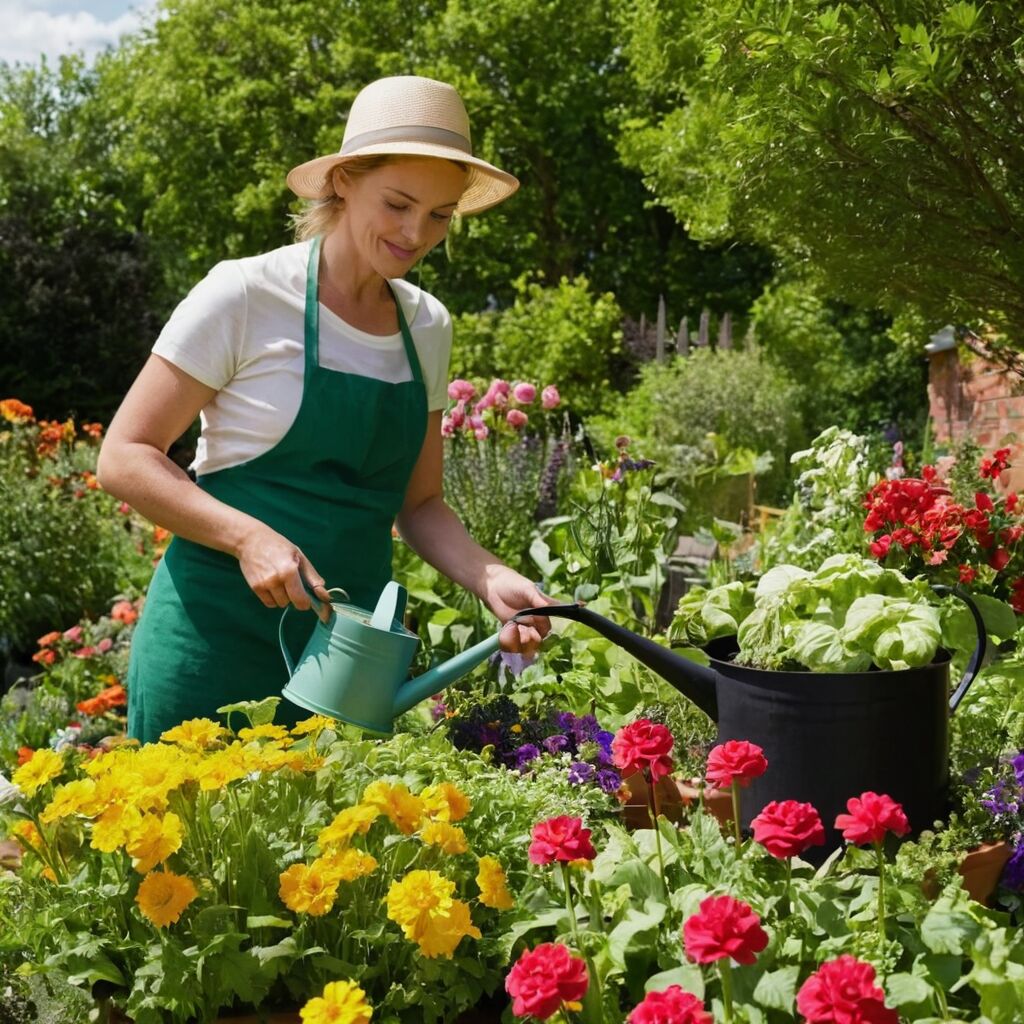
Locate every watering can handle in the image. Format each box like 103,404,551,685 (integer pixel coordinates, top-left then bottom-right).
279,584,350,676
932,585,987,712
371,580,408,631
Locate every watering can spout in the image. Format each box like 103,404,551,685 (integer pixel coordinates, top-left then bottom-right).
392,634,503,717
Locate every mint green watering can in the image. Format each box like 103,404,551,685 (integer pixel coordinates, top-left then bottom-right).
280,581,507,735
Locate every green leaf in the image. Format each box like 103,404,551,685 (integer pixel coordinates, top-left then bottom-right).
753,965,799,1012
245,915,293,930
645,964,705,998
885,972,933,1007
920,894,981,954
216,696,281,727
607,902,666,967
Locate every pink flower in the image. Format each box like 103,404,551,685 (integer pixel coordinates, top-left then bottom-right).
489,379,510,397
505,943,588,1019
117,501,131,515
627,986,712,1024
528,816,596,865
474,426,489,441
507,409,529,429
750,800,825,859
796,955,898,1024
834,792,910,846
449,402,466,428
468,414,485,430
541,385,560,409
448,379,476,402
474,394,494,413
62,625,83,643
512,382,537,404
611,719,674,782
682,894,769,966
706,740,768,790
73,646,97,659
441,416,455,437
97,638,113,654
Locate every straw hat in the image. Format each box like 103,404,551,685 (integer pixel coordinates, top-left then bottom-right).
286,76,519,216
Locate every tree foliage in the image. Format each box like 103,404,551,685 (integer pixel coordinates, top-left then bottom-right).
619,0,1024,344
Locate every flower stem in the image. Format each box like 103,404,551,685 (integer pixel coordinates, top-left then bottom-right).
875,840,887,949
645,769,667,883
730,780,742,850
784,856,792,918
719,958,735,1024
560,862,582,950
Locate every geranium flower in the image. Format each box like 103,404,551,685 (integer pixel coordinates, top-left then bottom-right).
705,740,768,789
528,816,596,865
12,748,64,795
627,985,712,1024
36,630,61,647
612,719,675,781
476,855,515,910
279,861,341,916
751,800,825,860
110,600,138,624
135,869,198,927
299,980,373,1024
796,955,898,1024
682,894,769,965
505,943,588,1019
834,792,910,846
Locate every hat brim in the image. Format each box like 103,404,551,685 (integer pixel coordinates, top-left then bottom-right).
286,143,519,215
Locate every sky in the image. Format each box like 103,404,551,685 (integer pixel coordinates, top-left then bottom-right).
0,0,157,66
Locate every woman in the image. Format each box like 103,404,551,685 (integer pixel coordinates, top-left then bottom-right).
98,76,554,742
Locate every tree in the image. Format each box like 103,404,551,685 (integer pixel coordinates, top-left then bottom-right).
618,0,1024,348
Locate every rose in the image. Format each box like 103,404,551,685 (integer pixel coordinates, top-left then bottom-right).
611,719,674,782
627,986,712,1024
507,409,528,429
705,740,768,790
528,816,596,865
447,379,476,402
512,382,537,404
541,385,560,409
751,800,825,859
682,894,768,965
834,792,909,846
796,955,899,1024
505,943,588,1019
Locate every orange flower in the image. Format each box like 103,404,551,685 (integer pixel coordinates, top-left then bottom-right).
153,526,170,545
32,649,56,666
0,398,34,422
76,683,128,716
37,631,61,648
81,422,103,439
110,601,138,625
17,746,35,766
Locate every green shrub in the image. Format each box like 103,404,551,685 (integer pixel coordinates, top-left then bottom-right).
592,348,804,503
451,274,625,421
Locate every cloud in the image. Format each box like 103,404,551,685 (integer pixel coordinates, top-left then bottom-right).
0,1,157,67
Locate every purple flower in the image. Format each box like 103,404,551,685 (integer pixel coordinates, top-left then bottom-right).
567,762,596,785
543,734,569,755
1002,837,1024,890
982,779,1021,817
515,744,540,771
555,711,577,734
571,715,600,742
430,699,448,722
1012,751,1024,788
597,769,622,794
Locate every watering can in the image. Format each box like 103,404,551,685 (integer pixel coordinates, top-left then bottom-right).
282,582,986,856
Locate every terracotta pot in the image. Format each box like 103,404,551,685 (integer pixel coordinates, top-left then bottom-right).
958,841,1011,906
621,773,734,830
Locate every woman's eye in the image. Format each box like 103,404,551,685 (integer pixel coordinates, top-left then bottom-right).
431,212,452,222
384,200,407,212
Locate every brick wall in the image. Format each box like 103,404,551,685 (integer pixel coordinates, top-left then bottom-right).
927,347,1024,491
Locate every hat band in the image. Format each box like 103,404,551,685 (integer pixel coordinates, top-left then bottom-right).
340,125,472,156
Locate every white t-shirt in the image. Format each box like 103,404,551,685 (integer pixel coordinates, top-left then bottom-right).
152,240,452,476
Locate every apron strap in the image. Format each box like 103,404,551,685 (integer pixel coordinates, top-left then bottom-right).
389,284,425,386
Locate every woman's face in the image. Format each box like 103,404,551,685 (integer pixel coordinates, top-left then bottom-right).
332,157,468,277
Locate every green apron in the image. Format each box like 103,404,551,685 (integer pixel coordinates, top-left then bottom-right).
127,236,428,743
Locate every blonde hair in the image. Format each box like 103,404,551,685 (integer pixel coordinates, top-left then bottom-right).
290,154,470,241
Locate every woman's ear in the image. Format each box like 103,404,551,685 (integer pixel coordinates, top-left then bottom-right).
331,164,351,199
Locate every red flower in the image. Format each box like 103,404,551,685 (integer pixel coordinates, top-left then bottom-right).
705,740,768,790
1011,579,1024,615
834,792,910,846
979,447,1012,480
72,646,97,659
958,564,977,585
1007,492,1019,513
751,800,826,860
975,491,994,513
989,547,1011,572
890,527,918,550
682,894,769,966
612,719,675,782
505,943,588,1019
528,816,596,865
796,955,899,1024
31,648,57,666
627,986,712,1024
868,535,891,559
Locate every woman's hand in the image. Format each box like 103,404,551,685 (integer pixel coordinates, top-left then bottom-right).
236,523,333,621
484,567,560,657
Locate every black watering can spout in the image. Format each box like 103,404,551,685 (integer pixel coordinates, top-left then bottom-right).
515,604,719,719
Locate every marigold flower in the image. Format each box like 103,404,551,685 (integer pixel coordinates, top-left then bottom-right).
682,894,769,966
705,740,768,790
10,820,42,849
316,848,378,883
528,816,596,865
387,869,480,956
415,898,481,958
420,782,471,822
421,820,469,855
16,746,34,766
12,748,64,795
135,870,198,927
279,861,341,916
505,943,588,1019
40,778,98,824
37,631,61,648
91,803,144,853
612,719,675,781
834,792,910,846
476,855,515,910
161,718,226,750
291,714,337,735
0,398,34,422
299,980,373,1024
362,780,424,834
196,745,249,790
318,804,380,848
796,955,898,1024
238,723,291,743
126,812,184,873
627,985,712,1024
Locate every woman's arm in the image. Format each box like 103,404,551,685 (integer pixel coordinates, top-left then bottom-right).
395,411,556,653
97,354,331,615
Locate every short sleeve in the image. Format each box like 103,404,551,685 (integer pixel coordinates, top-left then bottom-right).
425,301,453,411
151,260,247,390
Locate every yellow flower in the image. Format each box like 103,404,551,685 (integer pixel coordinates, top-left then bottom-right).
420,782,471,823
278,862,340,916
420,821,469,856
10,820,41,849
291,715,338,736
510,723,523,734
126,812,184,873
196,744,249,791
249,744,294,773
318,804,380,849
160,718,226,750
91,803,144,853
316,848,378,883
135,869,198,927
40,778,98,824
476,856,515,910
12,749,63,795
239,724,292,744
299,980,373,1024
126,745,191,812
414,898,481,959
361,781,424,835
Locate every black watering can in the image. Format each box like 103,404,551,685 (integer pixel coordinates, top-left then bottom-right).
516,587,986,857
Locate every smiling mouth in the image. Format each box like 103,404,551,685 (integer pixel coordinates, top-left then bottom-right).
384,241,416,260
